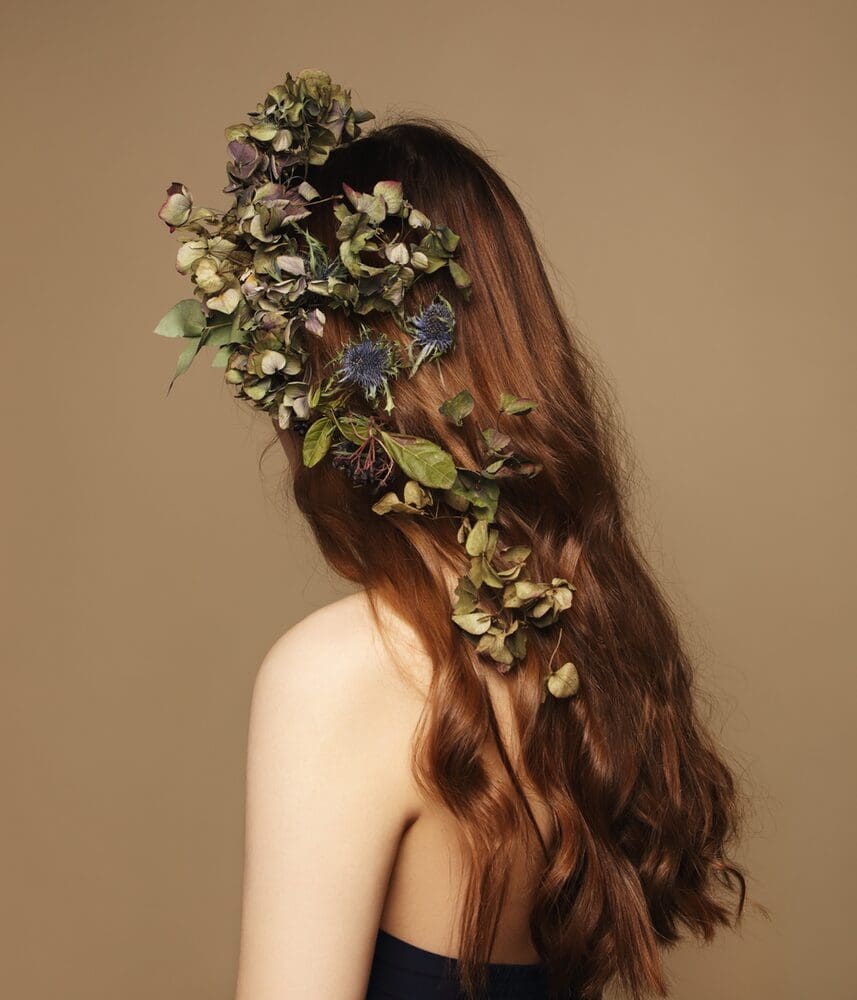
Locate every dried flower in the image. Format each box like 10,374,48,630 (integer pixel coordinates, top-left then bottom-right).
406,294,456,373
335,334,400,411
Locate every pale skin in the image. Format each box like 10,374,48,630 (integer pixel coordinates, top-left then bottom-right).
234,435,553,999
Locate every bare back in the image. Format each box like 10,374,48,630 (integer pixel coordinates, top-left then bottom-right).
368,592,554,964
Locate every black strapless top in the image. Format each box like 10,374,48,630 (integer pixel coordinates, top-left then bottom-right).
364,927,551,999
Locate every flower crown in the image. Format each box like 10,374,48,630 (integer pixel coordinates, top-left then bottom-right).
156,69,580,702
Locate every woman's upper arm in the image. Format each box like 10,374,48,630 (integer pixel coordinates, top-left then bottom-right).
234,604,422,1000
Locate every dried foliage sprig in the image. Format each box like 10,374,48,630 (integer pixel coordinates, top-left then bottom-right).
156,68,579,694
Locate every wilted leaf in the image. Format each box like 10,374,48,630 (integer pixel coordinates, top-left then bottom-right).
371,480,431,516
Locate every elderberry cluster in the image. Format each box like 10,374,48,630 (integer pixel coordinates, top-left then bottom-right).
330,445,391,488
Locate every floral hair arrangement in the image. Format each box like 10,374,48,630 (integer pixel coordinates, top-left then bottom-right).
156,69,580,701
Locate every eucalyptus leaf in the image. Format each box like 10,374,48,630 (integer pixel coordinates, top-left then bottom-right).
155,299,206,339
211,344,232,368
206,323,237,349
167,337,203,391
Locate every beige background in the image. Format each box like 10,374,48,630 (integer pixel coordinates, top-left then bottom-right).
3,2,855,998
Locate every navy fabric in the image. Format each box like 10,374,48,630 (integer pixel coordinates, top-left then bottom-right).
364,927,551,999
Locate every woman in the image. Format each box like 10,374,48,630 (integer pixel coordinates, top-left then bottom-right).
157,70,746,1000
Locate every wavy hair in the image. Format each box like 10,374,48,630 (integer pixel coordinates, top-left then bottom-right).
269,118,747,999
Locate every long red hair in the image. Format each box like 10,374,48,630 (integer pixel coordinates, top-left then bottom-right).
269,117,747,999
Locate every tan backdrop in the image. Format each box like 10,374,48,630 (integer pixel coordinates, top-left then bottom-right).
3,2,854,998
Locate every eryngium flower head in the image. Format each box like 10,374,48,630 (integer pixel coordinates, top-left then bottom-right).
335,333,400,411
406,294,456,373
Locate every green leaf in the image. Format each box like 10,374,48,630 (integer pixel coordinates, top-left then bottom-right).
437,226,461,253
504,580,549,607
445,472,500,521
447,258,471,291
302,417,335,467
465,519,489,556
378,432,456,489
211,344,232,368
438,389,474,426
336,413,370,445
499,391,538,416
206,322,238,349
155,299,206,339
476,629,516,666
476,554,503,588
167,337,203,391
452,575,480,614
442,488,470,513
482,427,512,453
451,611,493,636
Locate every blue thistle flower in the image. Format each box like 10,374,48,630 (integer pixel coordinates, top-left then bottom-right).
336,333,400,411
405,294,456,374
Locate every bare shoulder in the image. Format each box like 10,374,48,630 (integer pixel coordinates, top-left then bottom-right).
248,590,431,819
254,589,432,706
236,591,434,997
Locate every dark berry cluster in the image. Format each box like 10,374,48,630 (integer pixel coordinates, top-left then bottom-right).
291,418,311,436
331,445,392,488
